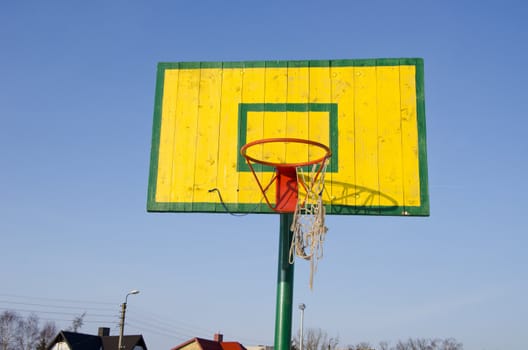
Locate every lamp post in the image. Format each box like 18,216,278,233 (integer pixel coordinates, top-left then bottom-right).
298,303,306,350
118,290,140,350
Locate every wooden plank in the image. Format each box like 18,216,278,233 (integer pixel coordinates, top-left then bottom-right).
216,65,243,212
155,68,179,203
286,64,310,200
330,65,355,210
399,64,421,211
239,66,266,207
354,66,380,213
307,65,332,208
308,66,331,147
287,62,310,135
171,68,201,209
263,66,288,165
377,65,404,213
192,65,223,211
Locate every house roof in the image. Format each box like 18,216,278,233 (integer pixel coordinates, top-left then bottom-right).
220,342,247,350
46,331,147,350
171,337,247,350
101,335,147,350
47,331,101,350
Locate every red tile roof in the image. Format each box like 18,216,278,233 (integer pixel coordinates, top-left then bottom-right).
220,342,247,350
171,337,247,350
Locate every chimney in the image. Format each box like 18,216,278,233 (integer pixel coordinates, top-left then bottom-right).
98,327,110,336
214,333,224,342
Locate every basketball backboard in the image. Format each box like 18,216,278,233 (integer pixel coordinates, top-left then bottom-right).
147,58,429,216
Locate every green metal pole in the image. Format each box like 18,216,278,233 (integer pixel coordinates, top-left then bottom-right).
274,213,295,350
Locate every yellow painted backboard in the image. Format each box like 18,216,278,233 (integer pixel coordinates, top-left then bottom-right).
147,59,429,216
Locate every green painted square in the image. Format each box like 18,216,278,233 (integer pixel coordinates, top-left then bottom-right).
237,103,338,172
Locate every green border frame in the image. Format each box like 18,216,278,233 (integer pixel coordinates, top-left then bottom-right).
147,58,429,216
237,103,338,172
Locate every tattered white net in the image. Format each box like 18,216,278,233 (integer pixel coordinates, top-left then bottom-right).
289,160,329,289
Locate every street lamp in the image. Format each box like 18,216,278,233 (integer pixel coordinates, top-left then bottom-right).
298,303,306,350
118,290,140,350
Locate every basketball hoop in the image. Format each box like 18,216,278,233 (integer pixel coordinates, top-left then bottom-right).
240,138,331,289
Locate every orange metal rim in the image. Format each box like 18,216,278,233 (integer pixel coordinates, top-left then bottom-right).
240,138,332,168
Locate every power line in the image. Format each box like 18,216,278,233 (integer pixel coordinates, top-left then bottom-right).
0,300,115,312
127,316,199,340
0,306,117,319
133,306,216,335
0,293,116,305
130,307,268,345
127,322,185,340
38,317,116,325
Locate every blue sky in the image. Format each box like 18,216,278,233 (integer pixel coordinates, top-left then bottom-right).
1,1,527,350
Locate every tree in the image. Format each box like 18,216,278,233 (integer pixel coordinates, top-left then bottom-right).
0,311,20,350
16,313,40,350
379,338,463,350
1,311,59,350
67,312,86,333
439,338,463,350
346,342,374,350
292,328,339,350
378,342,390,350
36,321,57,350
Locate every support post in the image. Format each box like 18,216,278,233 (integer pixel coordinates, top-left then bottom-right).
274,213,295,350
118,302,126,350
